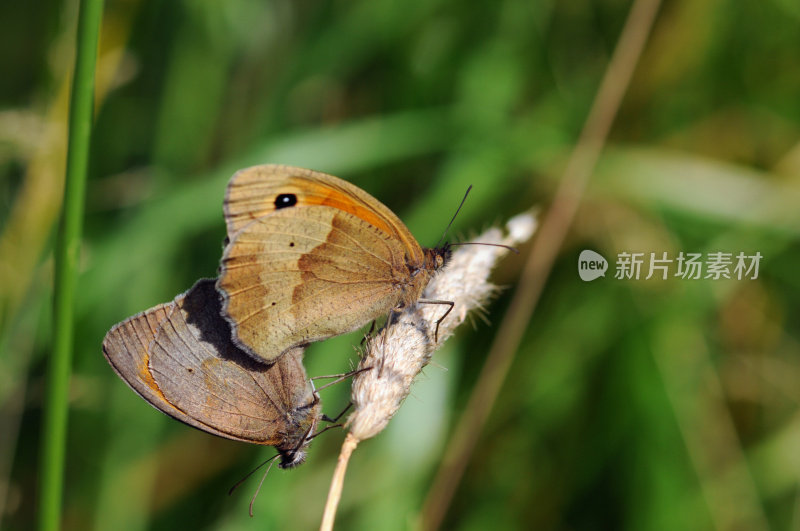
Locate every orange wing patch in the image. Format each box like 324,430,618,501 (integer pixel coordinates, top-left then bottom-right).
290,178,397,239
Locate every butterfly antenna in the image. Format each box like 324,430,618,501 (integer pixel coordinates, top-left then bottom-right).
249,457,277,517
435,185,472,248
449,242,520,254
228,454,279,496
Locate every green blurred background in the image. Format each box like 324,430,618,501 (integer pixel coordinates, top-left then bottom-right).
2,0,800,529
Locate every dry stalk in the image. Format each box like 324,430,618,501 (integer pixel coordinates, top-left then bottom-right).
420,0,663,527
319,212,537,531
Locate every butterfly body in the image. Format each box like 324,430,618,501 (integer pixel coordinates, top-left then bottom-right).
102,279,320,468
217,165,451,363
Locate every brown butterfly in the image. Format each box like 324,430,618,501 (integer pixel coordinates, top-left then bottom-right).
102,279,321,468
217,164,453,363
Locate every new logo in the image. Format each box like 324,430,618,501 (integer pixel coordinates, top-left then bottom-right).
578,250,608,281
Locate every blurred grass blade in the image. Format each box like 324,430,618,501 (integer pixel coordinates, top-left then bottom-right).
39,1,104,530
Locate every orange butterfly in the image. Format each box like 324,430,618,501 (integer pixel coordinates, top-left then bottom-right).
217,165,453,363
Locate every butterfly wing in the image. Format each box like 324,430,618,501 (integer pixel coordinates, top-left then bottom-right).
223,165,423,257
217,165,426,362
102,279,318,447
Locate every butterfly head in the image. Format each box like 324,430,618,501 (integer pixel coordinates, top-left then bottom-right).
427,243,453,273
276,425,314,468
276,398,321,469
277,446,309,469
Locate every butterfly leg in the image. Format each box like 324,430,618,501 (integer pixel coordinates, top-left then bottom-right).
322,402,353,423
310,366,372,394
311,402,353,440
310,421,344,439
360,320,377,345
313,402,355,437
418,298,455,342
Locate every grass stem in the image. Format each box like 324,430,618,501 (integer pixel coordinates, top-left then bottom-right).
39,1,104,530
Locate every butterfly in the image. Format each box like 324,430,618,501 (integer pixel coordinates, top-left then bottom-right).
102,279,321,468
217,164,453,363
